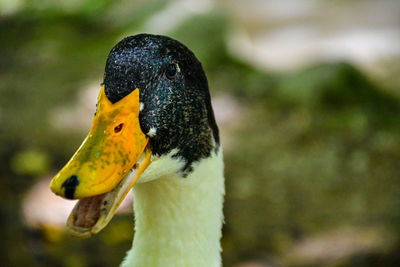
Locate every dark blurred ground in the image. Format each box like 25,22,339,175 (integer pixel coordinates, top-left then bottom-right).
1,0,400,266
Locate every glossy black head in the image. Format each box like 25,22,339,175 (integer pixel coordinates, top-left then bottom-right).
103,34,219,174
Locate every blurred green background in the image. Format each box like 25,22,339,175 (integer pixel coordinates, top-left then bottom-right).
1,0,400,266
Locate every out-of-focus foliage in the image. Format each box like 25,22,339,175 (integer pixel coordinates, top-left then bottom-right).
11,149,50,176
223,61,400,264
1,1,400,266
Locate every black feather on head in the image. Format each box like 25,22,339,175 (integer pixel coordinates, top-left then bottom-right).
104,34,219,174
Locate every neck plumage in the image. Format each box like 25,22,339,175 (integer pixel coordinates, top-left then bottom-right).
121,147,225,267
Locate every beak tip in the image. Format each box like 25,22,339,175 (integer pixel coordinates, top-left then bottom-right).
50,173,80,199
49,178,59,194
60,174,80,199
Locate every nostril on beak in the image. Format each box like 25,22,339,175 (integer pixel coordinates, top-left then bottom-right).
62,175,80,199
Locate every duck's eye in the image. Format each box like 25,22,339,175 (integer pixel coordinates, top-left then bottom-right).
166,63,178,79
114,123,124,133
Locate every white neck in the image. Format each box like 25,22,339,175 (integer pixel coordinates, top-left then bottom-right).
121,147,225,267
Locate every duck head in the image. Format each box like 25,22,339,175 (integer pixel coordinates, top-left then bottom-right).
50,34,220,237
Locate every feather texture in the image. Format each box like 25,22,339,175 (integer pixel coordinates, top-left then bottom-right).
121,147,225,267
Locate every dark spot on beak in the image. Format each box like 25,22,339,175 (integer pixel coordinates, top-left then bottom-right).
114,123,124,133
62,175,80,199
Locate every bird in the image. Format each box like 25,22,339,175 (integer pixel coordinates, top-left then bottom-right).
50,34,225,267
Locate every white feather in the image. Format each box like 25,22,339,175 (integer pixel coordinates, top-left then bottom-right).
121,147,225,267
147,127,157,137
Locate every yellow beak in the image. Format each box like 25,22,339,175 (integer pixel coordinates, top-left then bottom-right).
50,86,151,237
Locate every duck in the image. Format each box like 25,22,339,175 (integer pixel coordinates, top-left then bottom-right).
50,34,225,267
